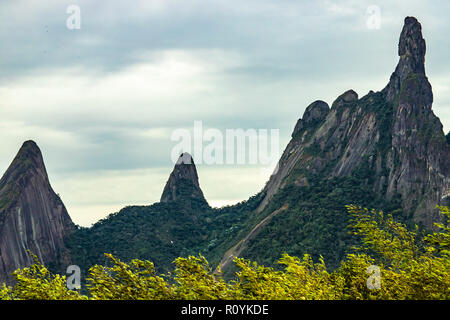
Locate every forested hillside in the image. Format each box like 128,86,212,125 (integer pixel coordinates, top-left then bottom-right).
2,206,449,300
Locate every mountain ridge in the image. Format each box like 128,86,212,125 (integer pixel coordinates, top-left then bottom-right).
255,16,449,229
58,16,450,275
0,17,449,283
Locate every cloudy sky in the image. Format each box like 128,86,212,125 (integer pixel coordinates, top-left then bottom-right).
1,0,449,226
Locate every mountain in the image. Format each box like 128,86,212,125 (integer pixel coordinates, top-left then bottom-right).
258,16,448,228
65,151,262,276
161,153,209,207
216,16,449,270
67,17,448,278
66,152,215,275
1,17,447,284
0,141,75,283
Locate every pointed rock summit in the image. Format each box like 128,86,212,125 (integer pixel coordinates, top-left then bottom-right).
384,16,430,101
160,153,208,207
292,100,330,138
0,141,49,188
0,141,74,283
398,17,426,72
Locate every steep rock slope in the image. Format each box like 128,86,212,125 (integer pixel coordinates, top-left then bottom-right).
257,17,449,229
161,153,209,208
0,141,74,283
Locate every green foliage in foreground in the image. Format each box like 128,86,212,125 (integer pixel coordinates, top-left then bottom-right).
1,206,449,300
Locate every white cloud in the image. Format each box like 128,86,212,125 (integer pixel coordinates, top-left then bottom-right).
322,0,360,16
432,79,450,132
0,49,244,127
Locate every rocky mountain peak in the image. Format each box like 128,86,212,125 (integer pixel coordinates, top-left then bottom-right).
303,100,330,122
17,140,41,158
160,153,208,206
398,17,426,76
384,16,428,101
176,152,194,165
332,90,359,109
257,17,449,229
0,141,49,187
292,100,330,137
0,141,74,284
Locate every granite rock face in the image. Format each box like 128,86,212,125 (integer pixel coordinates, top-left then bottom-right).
385,16,427,102
258,17,450,228
160,153,209,207
0,141,74,283
292,100,330,138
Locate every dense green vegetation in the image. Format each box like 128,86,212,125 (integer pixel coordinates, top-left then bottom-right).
61,88,444,291
64,91,410,281
234,92,408,271
2,206,448,300
65,166,405,285
239,176,404,270
64,193,263,285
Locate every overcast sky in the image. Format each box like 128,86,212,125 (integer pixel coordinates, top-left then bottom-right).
1,0,449,226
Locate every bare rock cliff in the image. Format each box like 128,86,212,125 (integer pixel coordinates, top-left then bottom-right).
160,153,209,208
0,141,74,283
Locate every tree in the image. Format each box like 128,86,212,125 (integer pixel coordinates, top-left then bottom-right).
1,254,85,300
343,205,450,299
86,253,173,300
1,207,448,300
